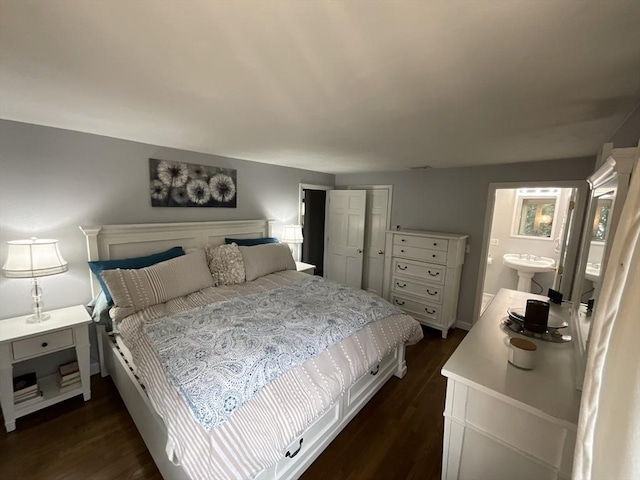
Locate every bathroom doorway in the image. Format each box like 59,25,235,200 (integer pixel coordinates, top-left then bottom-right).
474,181,588,322
299,184,333,276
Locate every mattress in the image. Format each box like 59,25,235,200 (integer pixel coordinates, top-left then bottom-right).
117,270,423,479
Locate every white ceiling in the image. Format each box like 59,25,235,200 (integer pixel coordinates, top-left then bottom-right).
1,1,639,174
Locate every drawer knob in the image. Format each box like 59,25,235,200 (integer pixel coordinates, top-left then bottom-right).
396,282,406,288
395,299,405,306
432,254,436,258
286,438,304,459
426,289,437,296
428,270,439,276
433,242,437,246
370,364,380,375
425,308,436,315
397,265,408,271
41,342,48,348
400,249,405,253
401,239,405,242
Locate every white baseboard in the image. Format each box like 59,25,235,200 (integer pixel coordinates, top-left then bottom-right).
456,320,473,331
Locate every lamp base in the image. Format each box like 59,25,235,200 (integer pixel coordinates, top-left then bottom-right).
27,313,51,324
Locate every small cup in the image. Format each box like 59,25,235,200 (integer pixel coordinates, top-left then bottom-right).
508,338,537,370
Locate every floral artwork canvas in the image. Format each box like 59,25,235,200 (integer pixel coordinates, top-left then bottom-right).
149,159,237,208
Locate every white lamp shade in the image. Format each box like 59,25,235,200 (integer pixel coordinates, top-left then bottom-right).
281,225,304,244
2,238,68,278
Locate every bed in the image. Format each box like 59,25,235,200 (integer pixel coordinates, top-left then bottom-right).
80,219,423,480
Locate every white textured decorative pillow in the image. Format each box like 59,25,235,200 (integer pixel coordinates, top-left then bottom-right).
239,243,296,282
204,243,246,286
100,250,214,321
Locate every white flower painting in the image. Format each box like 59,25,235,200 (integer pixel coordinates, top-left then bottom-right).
149,159,237,208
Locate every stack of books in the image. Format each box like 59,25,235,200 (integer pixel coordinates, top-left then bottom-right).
58,361,81,392
13,372,43,407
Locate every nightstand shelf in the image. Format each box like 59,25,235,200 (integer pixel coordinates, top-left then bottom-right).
0,305,92,432
14,372,83,418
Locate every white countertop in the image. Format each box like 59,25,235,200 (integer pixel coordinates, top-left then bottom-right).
442,288,582,429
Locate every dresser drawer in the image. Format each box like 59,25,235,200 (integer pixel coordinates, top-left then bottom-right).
12,329,74,361
394,234,449,252
393,244,447,264
392,277,443,304
393,259,446,284
392,295,441,322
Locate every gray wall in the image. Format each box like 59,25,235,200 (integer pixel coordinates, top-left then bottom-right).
0,120,334,318
609,105,640,147
336,157,596,326
0,120,334,372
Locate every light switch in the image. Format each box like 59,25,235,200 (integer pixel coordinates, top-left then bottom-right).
490,238,499,246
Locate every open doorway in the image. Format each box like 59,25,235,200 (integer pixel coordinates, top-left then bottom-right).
474,181,588,321
299,184,333,276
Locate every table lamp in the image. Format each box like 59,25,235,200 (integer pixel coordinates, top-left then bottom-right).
2,238,68,323
281,225,303,260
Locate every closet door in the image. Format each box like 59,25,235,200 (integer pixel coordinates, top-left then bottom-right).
325,190,366,288
362,188,390,296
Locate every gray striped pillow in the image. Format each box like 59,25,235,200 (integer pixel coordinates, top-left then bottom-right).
101,250,214,321
239,243,296,282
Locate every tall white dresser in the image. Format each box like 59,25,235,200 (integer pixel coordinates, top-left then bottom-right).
382,230,468,339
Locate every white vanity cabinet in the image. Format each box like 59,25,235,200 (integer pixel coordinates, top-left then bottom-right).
382,230,467,338
441,289,582,480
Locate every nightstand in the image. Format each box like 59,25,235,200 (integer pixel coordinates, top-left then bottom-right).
296,261,316,275
0,305,92,432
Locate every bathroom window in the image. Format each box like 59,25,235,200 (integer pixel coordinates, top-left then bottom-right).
591,198,612,241
512,189,559,239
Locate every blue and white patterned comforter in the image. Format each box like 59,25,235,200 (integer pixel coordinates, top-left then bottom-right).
144,275,401,431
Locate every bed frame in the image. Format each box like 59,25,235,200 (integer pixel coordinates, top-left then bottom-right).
80,220,408,480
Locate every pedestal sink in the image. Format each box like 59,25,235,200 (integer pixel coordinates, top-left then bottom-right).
502,253,556,292
585,262,601,284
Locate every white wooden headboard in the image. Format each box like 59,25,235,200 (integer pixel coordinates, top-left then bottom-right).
79,219,274,297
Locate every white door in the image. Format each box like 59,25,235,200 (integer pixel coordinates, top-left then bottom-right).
362,189,390,296
325,190,366,288
553,189,577,295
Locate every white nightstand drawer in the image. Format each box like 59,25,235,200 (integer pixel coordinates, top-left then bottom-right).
12,329,74,361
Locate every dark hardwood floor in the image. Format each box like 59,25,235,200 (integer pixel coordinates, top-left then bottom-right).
0,327,465,480
302,327,466,480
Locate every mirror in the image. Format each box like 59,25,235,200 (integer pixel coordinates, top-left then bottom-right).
579,187,616,302
571,147,637,390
